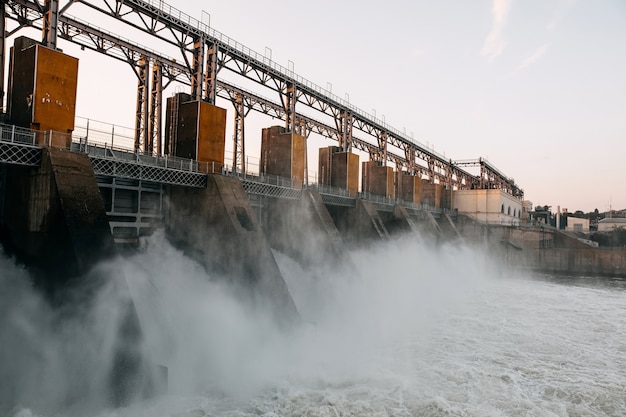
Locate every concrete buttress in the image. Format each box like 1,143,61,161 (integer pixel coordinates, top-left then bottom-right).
327,198,390,247
262,189,346,266
166,174,299,323
437,213,464,243
0,147,114,290
379,205,421,237
0,147,157,406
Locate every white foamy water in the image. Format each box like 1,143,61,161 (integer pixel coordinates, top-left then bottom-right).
2,233,626,417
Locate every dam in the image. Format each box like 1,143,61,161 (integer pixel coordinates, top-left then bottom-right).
1,0,626,413
1,0,624,284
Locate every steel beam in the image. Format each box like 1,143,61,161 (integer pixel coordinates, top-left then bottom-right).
204,42,218,104
0,3,5,115
233,92,245,174
190,36,204,101
3,0,523,199
42,0,58,49
284,82,296,132
149,61,162,155
134,56,148,153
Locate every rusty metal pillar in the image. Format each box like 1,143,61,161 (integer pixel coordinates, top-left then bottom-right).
204,42,218,104
284,82,295,132
405,146,416,175
479,157,485,189
0,3,5,115
165,93,180,156
377,132,388,165
191,36,204,101
445,162,453,189
149,61,162,155
428,156,435,182
233,92,245,174
134,57,149,153
42,0,59,49
338,110,353,152
301,121,310,186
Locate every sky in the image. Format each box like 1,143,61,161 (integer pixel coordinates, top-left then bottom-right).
4,0,626,213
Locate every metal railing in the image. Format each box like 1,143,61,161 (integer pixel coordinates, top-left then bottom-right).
0,121,446,212
0,123,38,145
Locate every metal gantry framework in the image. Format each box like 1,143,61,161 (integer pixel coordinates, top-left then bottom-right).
2,0,523,198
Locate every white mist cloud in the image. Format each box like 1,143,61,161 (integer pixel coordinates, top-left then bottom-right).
0,254,138,416
1,231,505,416
481,0,512,63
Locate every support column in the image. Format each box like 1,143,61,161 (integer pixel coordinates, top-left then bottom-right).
149,61,162,155
377,132,388,165
338,110,353,152
0,4,5,115
190,36,204,101
204,42,218,104
233,92,245,174
327,198,389,248
362,160,394,198
479,157,486,189
0,148,114,288
284,82,295,132
42,0,59,50
134,57,149,153
167,176,300,325
405,146,416,175
428,155,435,183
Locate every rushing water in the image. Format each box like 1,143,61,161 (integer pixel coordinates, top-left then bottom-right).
2,233,626,417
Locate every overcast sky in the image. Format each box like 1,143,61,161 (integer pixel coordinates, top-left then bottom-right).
5,0,625,212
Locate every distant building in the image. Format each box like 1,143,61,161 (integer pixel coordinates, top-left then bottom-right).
522,200,533,223
597,218,626,232
453,189,522,226
565,216,589,233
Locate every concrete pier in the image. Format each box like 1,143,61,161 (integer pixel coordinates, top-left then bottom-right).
261,126,305,187
318,146,359,194
8,37,79,147
166,174,300,323
396,172,422,204
379,205,422,237
327,198,390,247
421,181,441,209
437,213,463,243
362,161,394,198
262,189,346,266
0,147,114,291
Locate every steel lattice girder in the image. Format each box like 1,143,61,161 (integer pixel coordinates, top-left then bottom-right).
240,178,302,200
4,0,522,198
319,193,356,207
90,156,207,187
0,142,42,166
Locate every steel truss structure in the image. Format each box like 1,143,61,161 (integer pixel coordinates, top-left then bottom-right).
3,0,523,199
240,178,302,200
0,126,441,218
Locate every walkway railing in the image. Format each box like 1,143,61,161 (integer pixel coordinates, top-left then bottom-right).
0,123,42,167
0,121,445,212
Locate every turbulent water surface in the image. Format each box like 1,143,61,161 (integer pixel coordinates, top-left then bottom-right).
2,233,626,417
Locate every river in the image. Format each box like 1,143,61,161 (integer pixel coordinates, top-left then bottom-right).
2,233,625,417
